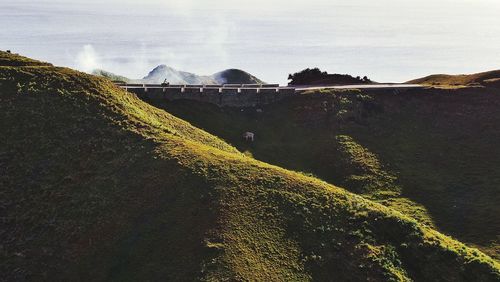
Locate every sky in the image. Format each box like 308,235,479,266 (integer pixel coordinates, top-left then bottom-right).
1,0,500,84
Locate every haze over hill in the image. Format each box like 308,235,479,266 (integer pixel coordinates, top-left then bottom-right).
92,69,131,83
2,52,499,281
94,65,265,85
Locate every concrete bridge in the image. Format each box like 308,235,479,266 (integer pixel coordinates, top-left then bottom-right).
117,83,424,107
118,83,296,107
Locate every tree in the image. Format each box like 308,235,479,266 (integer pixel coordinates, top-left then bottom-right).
288,68,372,85
288,68,328,85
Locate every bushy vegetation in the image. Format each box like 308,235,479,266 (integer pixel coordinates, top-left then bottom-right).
288,68,372,85
1,51,499,281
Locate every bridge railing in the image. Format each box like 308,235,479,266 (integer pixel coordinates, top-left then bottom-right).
119,83,297,98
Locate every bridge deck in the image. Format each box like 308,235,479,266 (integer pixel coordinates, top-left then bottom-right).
117,83,424,107
117,83,423,91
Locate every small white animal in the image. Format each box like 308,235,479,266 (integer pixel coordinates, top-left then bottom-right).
242,132,255,142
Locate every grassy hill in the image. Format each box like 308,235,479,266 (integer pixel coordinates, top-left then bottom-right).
1,51,499,281
151,87,500,261
407,70,500,87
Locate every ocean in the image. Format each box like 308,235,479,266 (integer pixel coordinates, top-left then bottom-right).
1,0,499,84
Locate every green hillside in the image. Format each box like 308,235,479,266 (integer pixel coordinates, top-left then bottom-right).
1,51,499,281
407,70,500,87
151,88,500,261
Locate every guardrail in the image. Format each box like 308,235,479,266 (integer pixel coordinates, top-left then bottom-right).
118,84,295,94
119,83,284,88
118,83,297,107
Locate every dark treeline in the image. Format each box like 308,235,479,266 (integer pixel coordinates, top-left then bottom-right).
288,68,372,85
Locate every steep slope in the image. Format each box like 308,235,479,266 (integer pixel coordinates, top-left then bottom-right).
1,52,499,281
407,70,500,87
151,87,500,261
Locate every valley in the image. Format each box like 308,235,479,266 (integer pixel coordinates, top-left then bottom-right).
149,86,500,260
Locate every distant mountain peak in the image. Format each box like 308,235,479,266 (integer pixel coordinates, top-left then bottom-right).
142,65,214,85
149,64,175,72
141,65,265,85
93,65,265,85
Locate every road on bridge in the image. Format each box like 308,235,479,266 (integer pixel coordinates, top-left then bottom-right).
294,84,424,91
117,83,425,92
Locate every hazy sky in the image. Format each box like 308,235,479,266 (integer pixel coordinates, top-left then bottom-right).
2,0,499,83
